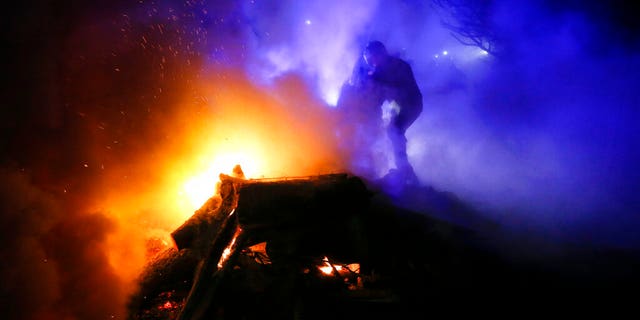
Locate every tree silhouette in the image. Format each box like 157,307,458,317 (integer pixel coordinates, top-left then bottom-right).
432,0,498,55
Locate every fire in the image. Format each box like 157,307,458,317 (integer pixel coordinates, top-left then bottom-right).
158,72,344,216
319,256,338,275
180,152,260,211
158,301,176,311
92,71,343,317
217,226,243,269
318,256,360,276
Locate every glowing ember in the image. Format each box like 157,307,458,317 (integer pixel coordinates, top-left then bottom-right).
158,301,175,310
346,263,361,274
245,242,272,265
217,226,243,269
319,256,338,275
318,256,360,276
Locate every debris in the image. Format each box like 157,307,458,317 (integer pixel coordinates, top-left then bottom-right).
129,169,482,319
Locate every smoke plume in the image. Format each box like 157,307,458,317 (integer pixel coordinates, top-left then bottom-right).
3,1,640,319
234,0,640,247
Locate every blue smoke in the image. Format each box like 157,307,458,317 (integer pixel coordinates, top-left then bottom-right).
190,0,639,248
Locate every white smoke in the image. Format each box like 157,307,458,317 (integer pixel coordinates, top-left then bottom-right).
242,0,380,105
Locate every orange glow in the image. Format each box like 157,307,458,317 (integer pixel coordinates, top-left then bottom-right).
163,72,345,215
158,301,176,310
318,257,360,276
319,256,338,275
180,152,258,211
87,70,344,316
346,263,361,274
217,226,242,269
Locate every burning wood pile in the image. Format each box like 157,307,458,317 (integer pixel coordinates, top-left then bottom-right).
128,166,475,319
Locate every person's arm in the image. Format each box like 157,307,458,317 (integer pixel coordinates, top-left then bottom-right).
350,56,374,87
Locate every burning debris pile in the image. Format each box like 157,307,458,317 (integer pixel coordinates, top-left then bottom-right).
127,166,483,319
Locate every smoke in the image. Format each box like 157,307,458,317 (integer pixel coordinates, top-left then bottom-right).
0,170,126,320
230,0,640,247
403,1,640,247
1,1,200,318
3,1,345,319
240,0,380,105
3,1,639,319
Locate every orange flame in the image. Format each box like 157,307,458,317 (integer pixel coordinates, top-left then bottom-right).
318,256,360,276
217,226,242,269
90,71,344,316
319,256,338,275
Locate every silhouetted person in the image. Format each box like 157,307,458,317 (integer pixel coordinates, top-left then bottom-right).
336,54,386,178
362,41,423,183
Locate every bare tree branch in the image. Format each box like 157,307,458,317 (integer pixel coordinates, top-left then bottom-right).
432,0,498,55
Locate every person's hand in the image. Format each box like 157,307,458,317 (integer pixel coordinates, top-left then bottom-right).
366,64,376,77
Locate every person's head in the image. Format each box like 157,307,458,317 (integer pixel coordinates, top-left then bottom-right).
363,41,388,67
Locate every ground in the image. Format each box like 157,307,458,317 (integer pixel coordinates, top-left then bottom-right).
128,175,640,319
